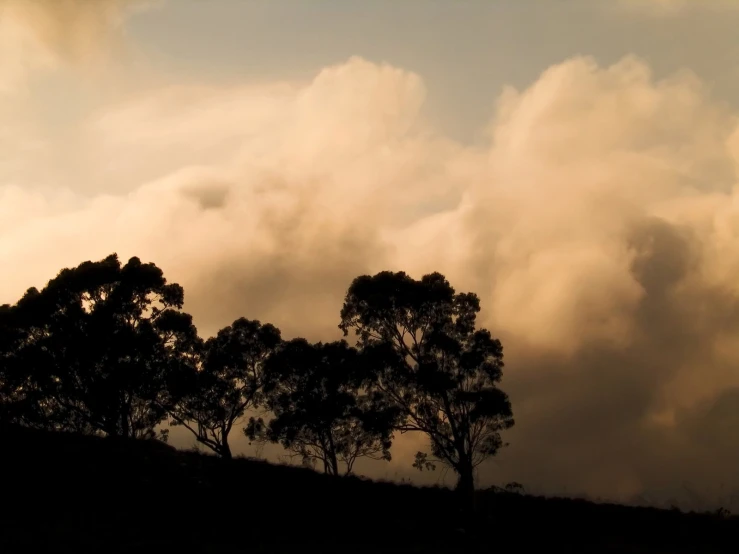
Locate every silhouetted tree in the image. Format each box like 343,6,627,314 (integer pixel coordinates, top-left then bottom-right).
0,254,200,438
0,303,40,429
339,271,514,497
247,339,396,476
167,318,281,459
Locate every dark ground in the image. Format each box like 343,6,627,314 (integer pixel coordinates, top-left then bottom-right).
0,426,736,553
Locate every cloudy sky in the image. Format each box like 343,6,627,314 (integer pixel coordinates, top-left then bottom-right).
3,0,739,509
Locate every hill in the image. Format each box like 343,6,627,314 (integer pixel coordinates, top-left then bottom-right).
0,426,736,553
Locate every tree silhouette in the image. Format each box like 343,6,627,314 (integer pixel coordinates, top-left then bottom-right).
167,318,281,459
339,271,514,496
0,303,43,429
247,338,396,476
0,254,200,438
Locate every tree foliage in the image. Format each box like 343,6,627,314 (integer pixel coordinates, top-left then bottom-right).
1,253,516,496
168,318,281,459
247,338,397,475
0,254,200,438
339,271,514,495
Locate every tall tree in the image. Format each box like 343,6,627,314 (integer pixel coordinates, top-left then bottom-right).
167,318,281,459
1,254,200,438
247,338,396,476
339,271,514,496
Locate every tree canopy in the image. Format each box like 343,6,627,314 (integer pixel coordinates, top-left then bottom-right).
0,254,515,496
339,270,514,495
0,254,200,438
167,318,281,459
247,338,397,475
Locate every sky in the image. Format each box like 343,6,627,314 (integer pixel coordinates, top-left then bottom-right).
2,0,739,510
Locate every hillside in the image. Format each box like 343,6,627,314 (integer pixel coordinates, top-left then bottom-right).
0,427,736,553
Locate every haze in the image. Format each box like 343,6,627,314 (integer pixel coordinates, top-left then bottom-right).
2,0,739,510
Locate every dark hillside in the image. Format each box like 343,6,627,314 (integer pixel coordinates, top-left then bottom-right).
0,426,736,553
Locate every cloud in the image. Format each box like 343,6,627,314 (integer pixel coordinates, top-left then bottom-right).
0,0,152,92
3,46,739,508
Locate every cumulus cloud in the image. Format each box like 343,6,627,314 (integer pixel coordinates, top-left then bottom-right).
451,56,739,501
2,10,739,507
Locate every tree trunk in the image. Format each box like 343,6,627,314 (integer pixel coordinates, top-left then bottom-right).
220,432,232,460
456,468,474,497
455,458,476,516
119,393,130,438
330,452,339,476
326,431,340,476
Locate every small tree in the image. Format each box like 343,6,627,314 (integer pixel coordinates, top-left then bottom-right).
168,318,281,459
339,271,514,497
1,254,200,438
247,338,396,476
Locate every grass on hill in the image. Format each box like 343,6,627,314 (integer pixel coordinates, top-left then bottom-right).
0,425,737,553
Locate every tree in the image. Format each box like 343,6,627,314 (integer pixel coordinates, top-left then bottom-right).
0,254,200,438
167,318,281,459
247,338,396,476
0,303,46,430
339,271,514,497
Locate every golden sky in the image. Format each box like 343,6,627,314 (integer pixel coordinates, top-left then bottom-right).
2,0,739,508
